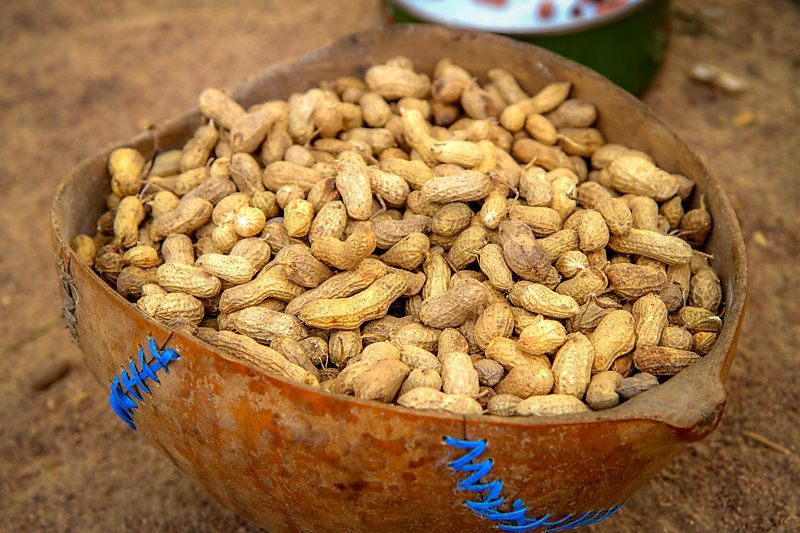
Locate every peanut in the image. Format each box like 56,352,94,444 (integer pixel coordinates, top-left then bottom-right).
71,234,98,265
556,266,607,304
519,167,553,207
557,127,604,157
661,325,694,350
328,329,363,367
461,81,497,120
518,315,568,355
478,243,514,292
678,306,723,333
149,149,182,177
367,167,410,207
567,296,621,333
473,303,515,349
591,310,636,372
298,273,407,330
632,294,668,348
366,63,430,100
546,99,597,129
421,170,493,203
263,161,324,193
477,185,508,229
373,214,431,248
606,156,679,201
400,346,442,372
446,225,489,271
473,358,505,387
626,195,659,232
591,144,652,169
693,331,717,355
353,359,410,403
487,68,528,104
397,387,482,415
269,336,320,381
441,351,480,397
633,346,701,376
180,122,218,171
198,88,245,130
221,306,307,343
499,219,551,282
382,158,434,191
109,148,145,197
230,238,271,271
161,234,195,265
510,281,580,319
113,196,146,249
419,278,487,329
617,372,659,400
312,222,377,271
680,196,712,246
219,269,304,314
538,229,580,261
608,228,693,265
431,202,473,236
485,337,541,370
555,250,589,278
138,291,205,330
200,328,317,386
516,394,590,416
689,267,722,311
605,263,668,299
400,368,443,395
183,175,237,204
422,247,451,299
512,138,574,171
496,359,554,397
195,253,256,284
552,332,594,398
487,394,523,416
380,232,429,270
500,82,571,132
306,179,340,213
391,322,440,352
156,262,221,298
147,191,181,218
150,197,212,241
586,371,623,410
401,108,436,163
117,266,157,298
148,167,209,196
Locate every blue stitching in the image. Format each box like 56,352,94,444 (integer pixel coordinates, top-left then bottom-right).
109,337,180,430
444,436,623,532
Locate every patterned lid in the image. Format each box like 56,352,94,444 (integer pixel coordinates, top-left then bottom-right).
391,0,647,35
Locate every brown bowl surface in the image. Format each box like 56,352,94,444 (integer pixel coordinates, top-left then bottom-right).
51,25,747,532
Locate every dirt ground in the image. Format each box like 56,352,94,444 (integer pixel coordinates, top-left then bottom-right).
0,1,798,531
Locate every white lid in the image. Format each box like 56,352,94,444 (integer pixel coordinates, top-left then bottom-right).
391,0,647,35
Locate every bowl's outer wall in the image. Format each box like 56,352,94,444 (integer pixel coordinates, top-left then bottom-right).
51,25,747,532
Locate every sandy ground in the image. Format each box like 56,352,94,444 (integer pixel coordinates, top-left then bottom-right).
0,0,798,531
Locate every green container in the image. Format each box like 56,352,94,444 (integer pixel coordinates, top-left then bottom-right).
384,0,670,94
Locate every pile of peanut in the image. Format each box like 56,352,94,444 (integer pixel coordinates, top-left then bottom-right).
72,57,723,417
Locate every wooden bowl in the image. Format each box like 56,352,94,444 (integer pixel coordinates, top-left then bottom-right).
50,25,747,532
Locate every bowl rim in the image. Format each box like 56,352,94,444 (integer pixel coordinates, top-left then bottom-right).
51,24,748,436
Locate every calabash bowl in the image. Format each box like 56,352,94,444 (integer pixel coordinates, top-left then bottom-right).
51,24,747,532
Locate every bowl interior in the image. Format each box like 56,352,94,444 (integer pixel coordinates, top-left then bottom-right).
51,24,747,433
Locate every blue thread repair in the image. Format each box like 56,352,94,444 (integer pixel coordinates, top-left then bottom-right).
109,337,180,430
444,436,623,532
